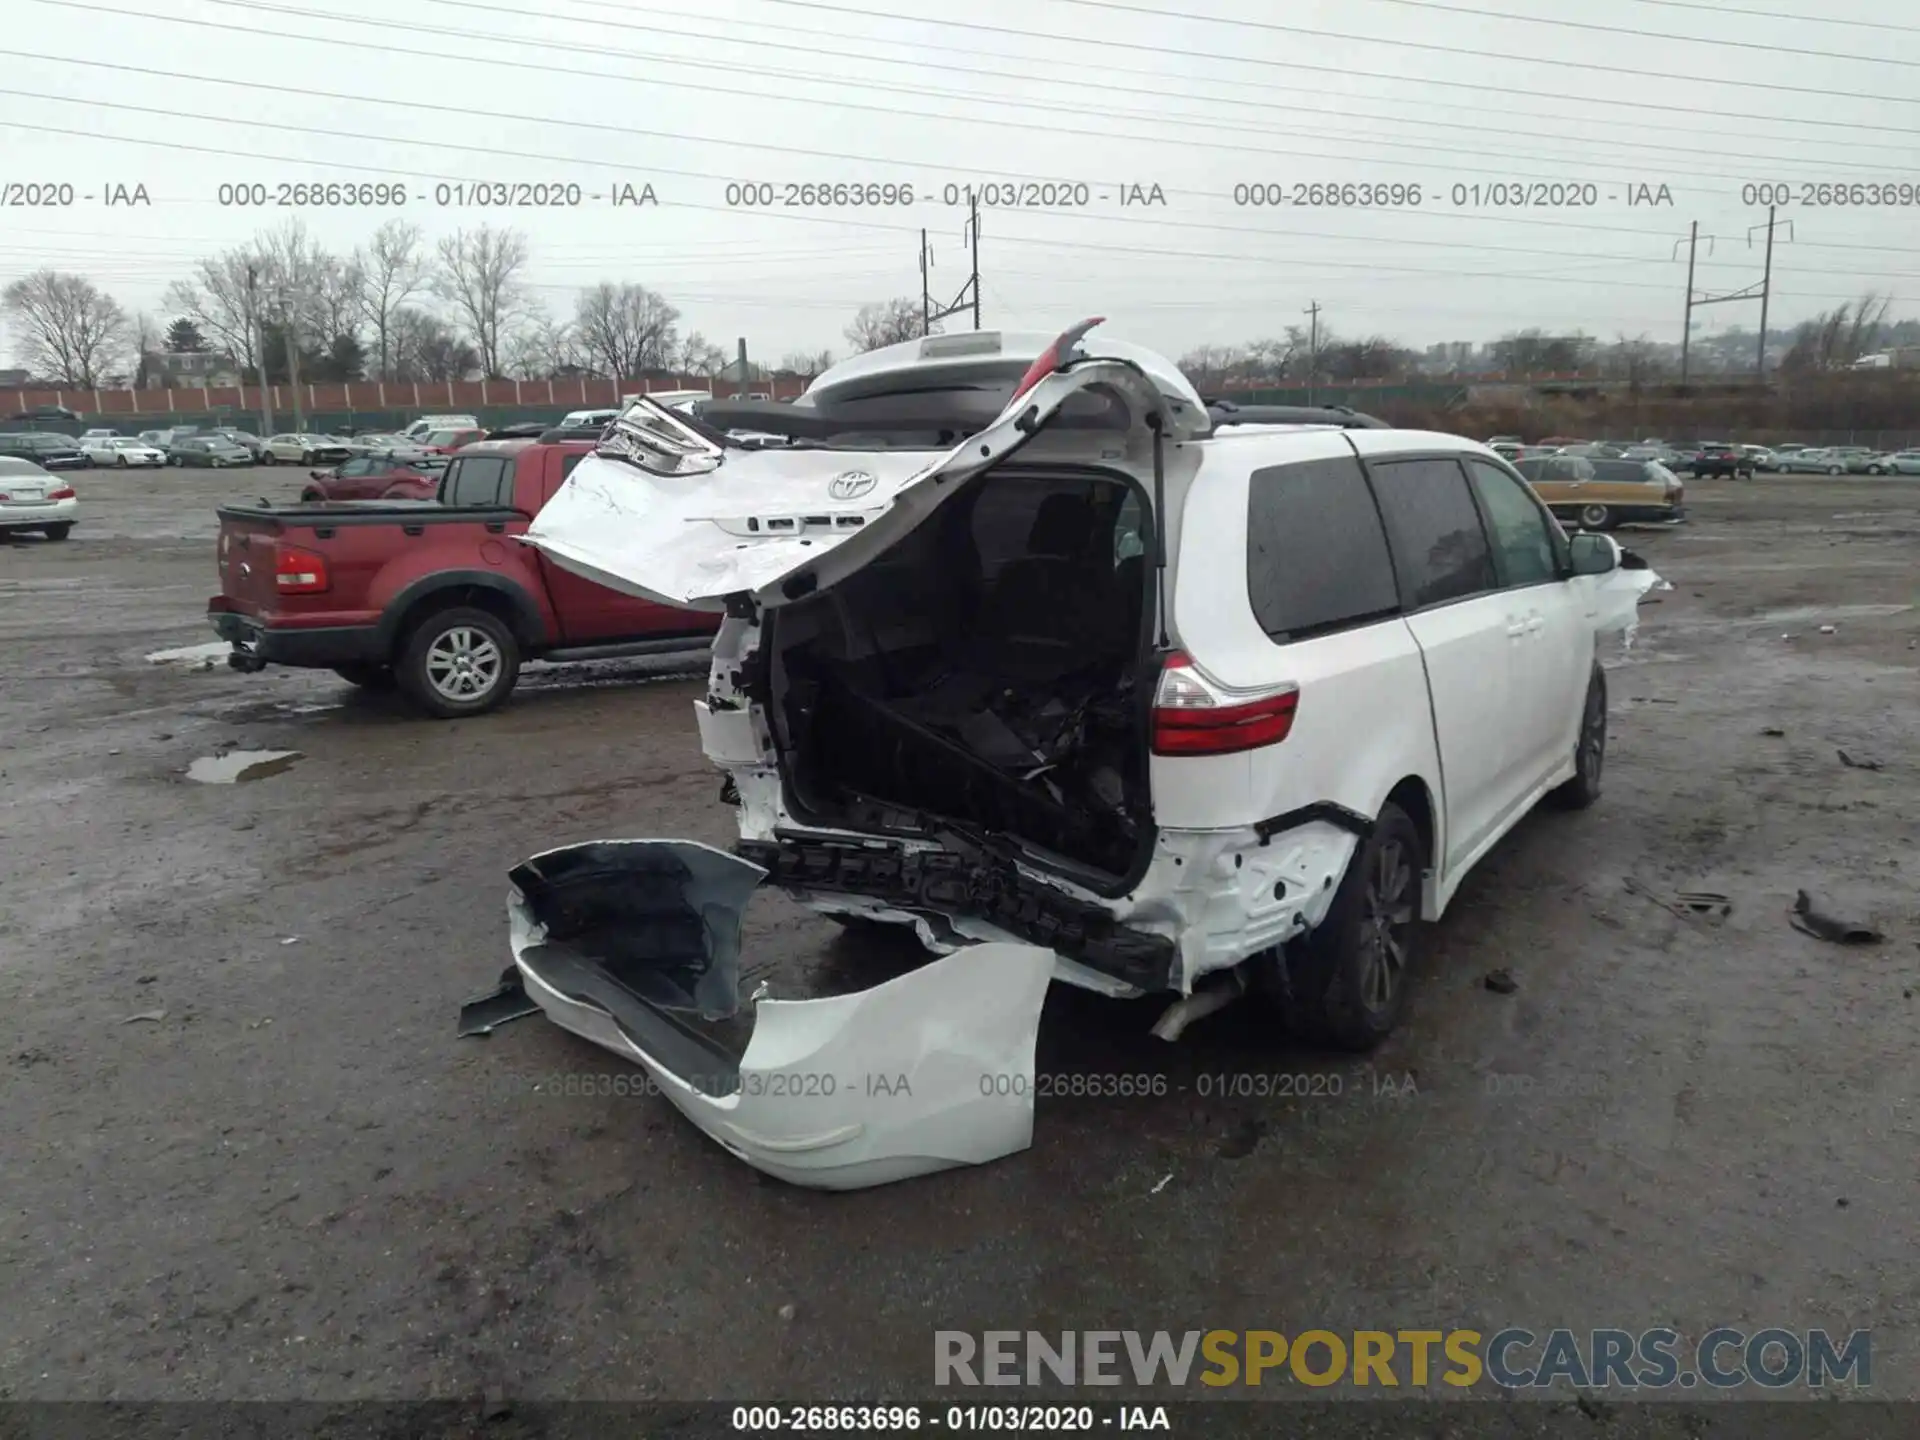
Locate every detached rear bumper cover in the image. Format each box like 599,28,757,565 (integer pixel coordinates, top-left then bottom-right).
504,839,1056,1190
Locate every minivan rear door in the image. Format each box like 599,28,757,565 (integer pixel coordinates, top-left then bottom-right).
520,337,1194,613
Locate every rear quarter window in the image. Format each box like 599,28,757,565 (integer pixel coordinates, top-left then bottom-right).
1244,454,1400,642
444,456,513,507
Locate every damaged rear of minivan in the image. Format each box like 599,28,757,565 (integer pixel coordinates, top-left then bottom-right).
478,323,1237,1186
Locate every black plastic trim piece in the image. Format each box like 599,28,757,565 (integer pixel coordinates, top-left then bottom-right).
1253,802,1375,844
736,834,1176,993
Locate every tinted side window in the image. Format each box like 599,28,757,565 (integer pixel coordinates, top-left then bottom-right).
1367,457,1497,608
1245,454,1400,642
1465,459,1559,586
445,456,510,507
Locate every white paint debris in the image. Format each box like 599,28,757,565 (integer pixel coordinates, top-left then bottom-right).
1149,1172,1173,1195
186,750,303,784
145,641,231,667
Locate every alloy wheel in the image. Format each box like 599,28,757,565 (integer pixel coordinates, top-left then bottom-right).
1357,837,1416,1013
424,626,503,701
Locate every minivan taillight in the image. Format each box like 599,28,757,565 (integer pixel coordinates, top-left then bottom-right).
274,542,330,594
1150,651,1298,756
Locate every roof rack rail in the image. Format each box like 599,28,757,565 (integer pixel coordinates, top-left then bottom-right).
1206,401,1389,430
538,424,615,444
485,421,550,440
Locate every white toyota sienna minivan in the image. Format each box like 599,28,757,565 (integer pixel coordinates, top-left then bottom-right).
468,320,1661,1188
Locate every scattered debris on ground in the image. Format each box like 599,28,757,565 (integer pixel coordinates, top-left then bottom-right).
1483,969,1519,995
120,1010,168,1025
1789,890,1884,945
1837,750,1883,771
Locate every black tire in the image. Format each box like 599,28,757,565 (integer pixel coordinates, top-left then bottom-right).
1268,801,1425,1053
43,523,72,541
332,663,396,691
116,453,127,468
396,606,520,718
1578,503,1612,531
1548,663,1607,811
260,452,276,466
299,489,323,503
1827,465,1843,475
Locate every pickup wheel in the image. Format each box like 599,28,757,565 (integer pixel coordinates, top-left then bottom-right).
397,607,520,718
1548,663,1607,810
1270,800,1424,1053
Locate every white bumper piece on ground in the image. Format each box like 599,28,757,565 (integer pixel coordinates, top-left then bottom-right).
504,839,1057,1190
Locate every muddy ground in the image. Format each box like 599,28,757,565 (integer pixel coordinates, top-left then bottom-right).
1,467,1916,1410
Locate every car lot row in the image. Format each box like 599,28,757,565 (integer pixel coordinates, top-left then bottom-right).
1486,435,1920,476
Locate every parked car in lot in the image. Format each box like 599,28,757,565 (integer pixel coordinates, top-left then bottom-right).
401,413,480,440
168,435,254,468
80,427,118,442
299,455,445,501
0,456,78,539
470,324,1664,1189
1689,441,1752,478
0,431,89,469
81,435,168,468
1514,455,1686,530
1781,447,1847,474
1870,449,1920,475
558,408,621,430
1739,444,1777,471
259,433,352,466
418,426,488,455
12,404,81,422
1848,450,1896,474
207,435,721,717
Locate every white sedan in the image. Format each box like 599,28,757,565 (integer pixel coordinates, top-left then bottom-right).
258,434,353,465
82,435,168,468
0,457,79,540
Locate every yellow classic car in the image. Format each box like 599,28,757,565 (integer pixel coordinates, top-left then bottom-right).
1512,455,1686,531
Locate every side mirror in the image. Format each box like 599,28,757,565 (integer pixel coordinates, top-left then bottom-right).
1568,531,1619,576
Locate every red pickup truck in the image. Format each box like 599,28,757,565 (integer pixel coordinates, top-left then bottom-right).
206,436,719,716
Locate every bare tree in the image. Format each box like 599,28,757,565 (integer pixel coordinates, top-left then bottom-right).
843,297,928,353
353,219,427,380
1841,290,1892,365
433,226,532,378
389,307,480,382
1,270,132,386
164,249,267,373
573,282,681,377
676,331,726,377
778,348,835,377
503,308,583,380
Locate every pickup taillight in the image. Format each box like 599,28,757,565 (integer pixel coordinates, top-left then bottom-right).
274,542,330,594
1150,651,1298,756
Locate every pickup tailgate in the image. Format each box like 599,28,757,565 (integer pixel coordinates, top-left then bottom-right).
214,509,290,619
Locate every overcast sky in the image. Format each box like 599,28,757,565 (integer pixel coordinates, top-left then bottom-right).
3,0,1916,366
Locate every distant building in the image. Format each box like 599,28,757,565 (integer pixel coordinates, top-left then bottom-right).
0,368,31,387
147,351,241,387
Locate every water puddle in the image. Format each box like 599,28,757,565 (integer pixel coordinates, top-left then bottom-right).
186,750,304,784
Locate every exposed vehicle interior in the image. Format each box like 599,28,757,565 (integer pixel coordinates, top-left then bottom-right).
765,467,1155,884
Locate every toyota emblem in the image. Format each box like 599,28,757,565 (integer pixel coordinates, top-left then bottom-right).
829,469,877,500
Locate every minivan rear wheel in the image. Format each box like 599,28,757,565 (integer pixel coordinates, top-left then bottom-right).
1270,800,1423,1053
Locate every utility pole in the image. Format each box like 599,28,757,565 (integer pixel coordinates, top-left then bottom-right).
1749,206,1792,382
1304,301,1321,406
969,189,980,330
247,264,273,436
282,293,305,433
922,191,981,335
1679,221,1698,386
920,228,932,335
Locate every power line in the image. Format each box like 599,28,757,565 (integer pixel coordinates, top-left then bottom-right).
11,93,1920,288
4,112,1898,307
1197,0,1920,69
22,1,1871,190
1594,0,1920,35
753,0,1920,138
393,0,1920,172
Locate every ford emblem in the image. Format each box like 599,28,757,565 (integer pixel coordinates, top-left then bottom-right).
829,469,877,500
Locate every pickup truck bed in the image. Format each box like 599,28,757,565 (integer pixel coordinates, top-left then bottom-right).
207,438,718,716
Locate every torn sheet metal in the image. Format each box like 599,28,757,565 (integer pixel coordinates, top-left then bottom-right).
1575,540,1666,649
500,838,1057,1189
519,358,1176,614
